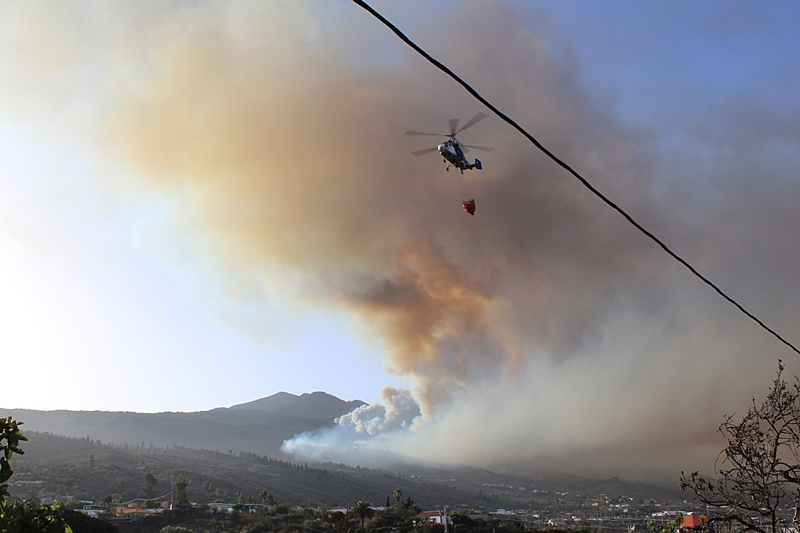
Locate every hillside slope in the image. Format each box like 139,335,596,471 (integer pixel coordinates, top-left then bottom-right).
8,431,683,512
9,432,492,509
2,392,365,459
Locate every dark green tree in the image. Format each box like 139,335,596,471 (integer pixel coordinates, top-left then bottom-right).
1,501,73,533
350,500,375,533
260,489,276,505
1,417,72,533
173,474,190,510
451,509,477,529
273,502,291,514
139,472,158,498
351,501,374,533
141,498,160,509
400,495,421,518
0,416,26,501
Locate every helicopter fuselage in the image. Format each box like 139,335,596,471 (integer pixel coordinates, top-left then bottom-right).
438,139,482,173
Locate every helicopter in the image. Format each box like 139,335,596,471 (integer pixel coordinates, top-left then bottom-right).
405,112,494,174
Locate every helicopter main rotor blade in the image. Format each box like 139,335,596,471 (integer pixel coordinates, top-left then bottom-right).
457,112,488,133
448,118,460,136
460,143,494,152
410,147,439,157
405,130,445,136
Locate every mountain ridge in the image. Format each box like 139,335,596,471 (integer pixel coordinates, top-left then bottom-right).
2,392,686,505
1,391,366,460
225,390,366,418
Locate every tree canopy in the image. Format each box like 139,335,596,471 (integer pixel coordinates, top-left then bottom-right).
1,416,72,533
680,361,800,533
173,474,190,511
351,500,374,533
1,416,27,501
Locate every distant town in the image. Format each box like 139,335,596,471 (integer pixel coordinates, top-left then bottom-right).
7,387,799,533
12,471,722,533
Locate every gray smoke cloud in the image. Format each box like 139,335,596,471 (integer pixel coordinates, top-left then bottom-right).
283,386,423,466
5,1,798,481
338,387,421,436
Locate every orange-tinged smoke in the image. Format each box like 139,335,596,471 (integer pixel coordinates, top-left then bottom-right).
337,242,494,413
28,1,795,479
102,2,532,415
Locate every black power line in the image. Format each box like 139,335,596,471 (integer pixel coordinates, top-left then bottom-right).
352,0,800,356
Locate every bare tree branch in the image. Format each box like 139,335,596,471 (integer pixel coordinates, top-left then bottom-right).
680,361,800,533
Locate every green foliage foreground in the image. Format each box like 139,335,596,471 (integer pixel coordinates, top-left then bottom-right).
1,416,72,533
160,526,194,533
0,501,73,533
1,416,27,501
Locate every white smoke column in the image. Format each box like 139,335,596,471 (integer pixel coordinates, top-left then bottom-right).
283,387,421,466
337,387,421,435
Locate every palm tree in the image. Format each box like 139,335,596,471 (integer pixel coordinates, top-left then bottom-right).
393,489,402,505
351,500,374,533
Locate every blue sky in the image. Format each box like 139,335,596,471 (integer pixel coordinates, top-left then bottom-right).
538,1,799,121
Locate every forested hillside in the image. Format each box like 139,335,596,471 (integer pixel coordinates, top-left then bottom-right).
9,431,492,509
8,431,681,512
2,391,682,512
2,392,365,459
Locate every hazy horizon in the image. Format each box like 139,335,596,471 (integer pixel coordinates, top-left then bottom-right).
1,389,367,414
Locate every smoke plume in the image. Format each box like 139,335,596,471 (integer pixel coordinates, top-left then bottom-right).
11,1,799,480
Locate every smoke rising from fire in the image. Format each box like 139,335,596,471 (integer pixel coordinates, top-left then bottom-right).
9,2,799,479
